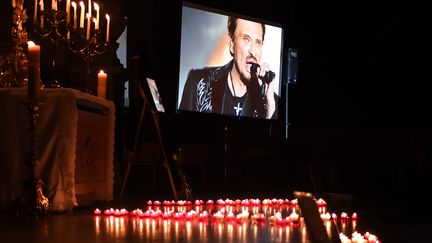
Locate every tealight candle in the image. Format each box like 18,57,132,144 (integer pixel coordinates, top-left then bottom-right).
289,210,300,222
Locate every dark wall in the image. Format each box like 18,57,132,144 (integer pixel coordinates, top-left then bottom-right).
124,0,432,198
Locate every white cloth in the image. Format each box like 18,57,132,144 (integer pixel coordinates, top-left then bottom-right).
0,88,115,212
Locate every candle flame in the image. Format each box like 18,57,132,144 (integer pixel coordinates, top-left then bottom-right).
86,13,90,19
106,14,110,20
27,41,36,47
99,70,105,73
93,17,97,23
80,1,84,7
71,1,76,8
93,2,99,10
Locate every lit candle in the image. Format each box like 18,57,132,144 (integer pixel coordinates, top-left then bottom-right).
92,17,97,32
27,41,41,99
87,0,91,17
97,70,107,98
79,1,85,28
71,2,77,29
12,0,16,8
39,0,44,28
33,0,38,24
105,14,110,42
93,3,99,30
52,0,57,10
66,0,71,24
94,208,101,215
289,210,299,222
86,13,91,39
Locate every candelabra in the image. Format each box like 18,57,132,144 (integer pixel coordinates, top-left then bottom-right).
33,9,66,88
32,5,109,93
0,3,29,88
67,27,109,93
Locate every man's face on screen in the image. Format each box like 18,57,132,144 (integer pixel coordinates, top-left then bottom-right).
230,19,264,83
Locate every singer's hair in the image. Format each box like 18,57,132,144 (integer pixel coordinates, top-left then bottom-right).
227,17,266,42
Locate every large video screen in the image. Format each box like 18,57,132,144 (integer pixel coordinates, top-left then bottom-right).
177,2,284,120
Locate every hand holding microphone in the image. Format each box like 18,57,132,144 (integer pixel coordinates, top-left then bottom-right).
248,62,276,119
248,62,275,84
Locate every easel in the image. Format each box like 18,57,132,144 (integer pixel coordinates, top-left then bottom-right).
120,56,178,200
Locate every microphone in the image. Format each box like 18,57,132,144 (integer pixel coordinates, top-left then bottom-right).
248,62,275,84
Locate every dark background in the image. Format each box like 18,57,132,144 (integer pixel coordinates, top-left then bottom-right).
125,0,432,200
2,0,432,222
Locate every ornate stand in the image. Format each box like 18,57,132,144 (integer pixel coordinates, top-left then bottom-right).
10,2,49,216
32,8,109,93
25,83,49,215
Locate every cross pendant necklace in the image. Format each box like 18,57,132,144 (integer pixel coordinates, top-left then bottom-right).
230,71,243,116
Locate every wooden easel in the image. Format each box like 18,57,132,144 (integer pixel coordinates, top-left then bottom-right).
120,56,178,200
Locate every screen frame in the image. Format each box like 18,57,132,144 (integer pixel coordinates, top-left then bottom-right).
176,1,284,120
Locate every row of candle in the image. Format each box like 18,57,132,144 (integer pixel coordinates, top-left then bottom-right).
94,207,301,224
33,0,110,42
96,207,360,221
339,231,380,243
145,198,300,207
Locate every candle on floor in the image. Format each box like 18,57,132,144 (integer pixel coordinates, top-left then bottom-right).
97,70,107,98
94,208,101,215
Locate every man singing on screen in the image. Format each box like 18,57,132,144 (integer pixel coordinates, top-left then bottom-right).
179,17,278,119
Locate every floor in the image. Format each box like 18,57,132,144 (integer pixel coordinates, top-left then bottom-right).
1,192,431,243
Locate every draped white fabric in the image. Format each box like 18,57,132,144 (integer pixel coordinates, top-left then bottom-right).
0,88,114,212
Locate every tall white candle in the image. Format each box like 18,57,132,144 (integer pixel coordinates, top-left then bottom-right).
34,0,38,24
87,0,91,17
66,0,71,24
27,41,41,98
79,1,85,28
97,70,107,98
40,0,44,28
86,13,91,39
71,2,77,28
93,3,99,30
92,17,97,31
105,14,110,42
52,0,57,10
